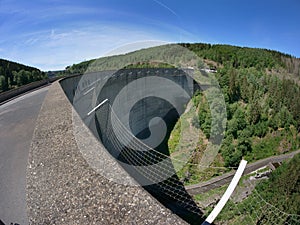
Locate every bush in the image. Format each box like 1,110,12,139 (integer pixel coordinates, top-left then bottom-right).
254,121,268,137
191,114,200,128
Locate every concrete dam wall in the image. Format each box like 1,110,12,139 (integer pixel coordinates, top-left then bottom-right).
60,68,204,224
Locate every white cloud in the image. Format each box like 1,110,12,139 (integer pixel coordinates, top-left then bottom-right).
0,1,198,71
0,23,176,71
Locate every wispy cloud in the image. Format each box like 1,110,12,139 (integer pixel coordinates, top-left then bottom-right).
0,0,206,70
1,22,179,70
0,0,186,70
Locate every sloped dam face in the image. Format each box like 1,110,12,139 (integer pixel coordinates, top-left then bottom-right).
60,68,204,224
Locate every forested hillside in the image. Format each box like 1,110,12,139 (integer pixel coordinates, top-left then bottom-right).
0,59,47,92
188,44,300,165
180,43,300,74
65,43,300,79
167,44,300,184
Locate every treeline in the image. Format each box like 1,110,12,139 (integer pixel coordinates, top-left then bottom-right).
124,61,175,69
180,43,300,74
65,43,300,77
63,44,204,75
65,60,94,75
0,59,47,92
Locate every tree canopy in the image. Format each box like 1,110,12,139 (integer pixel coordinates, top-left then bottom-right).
0,59,47,92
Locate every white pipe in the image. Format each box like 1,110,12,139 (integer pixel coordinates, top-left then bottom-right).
87,99,108,116
203,159,247,224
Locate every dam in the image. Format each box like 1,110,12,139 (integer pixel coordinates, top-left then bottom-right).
60,68,204,224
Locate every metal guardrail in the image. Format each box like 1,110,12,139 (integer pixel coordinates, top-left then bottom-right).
0,77,61,104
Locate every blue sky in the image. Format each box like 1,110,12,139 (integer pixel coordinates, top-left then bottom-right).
0,0,299,71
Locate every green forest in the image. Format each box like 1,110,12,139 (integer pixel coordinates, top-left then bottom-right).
0,58,47,92
257,154,300,215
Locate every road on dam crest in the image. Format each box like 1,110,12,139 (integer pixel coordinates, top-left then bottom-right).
0,87,49,225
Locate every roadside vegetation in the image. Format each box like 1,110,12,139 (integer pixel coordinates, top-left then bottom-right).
0,59,47,92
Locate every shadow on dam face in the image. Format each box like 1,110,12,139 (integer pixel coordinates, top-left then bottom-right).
60,68,205,224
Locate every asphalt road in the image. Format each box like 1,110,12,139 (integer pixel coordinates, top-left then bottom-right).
0,87,49,225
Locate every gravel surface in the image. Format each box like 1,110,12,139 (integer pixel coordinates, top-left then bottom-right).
26,81,186,225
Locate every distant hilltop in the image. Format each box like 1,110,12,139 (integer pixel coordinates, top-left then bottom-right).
1,43,299,92
62,43,300,78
